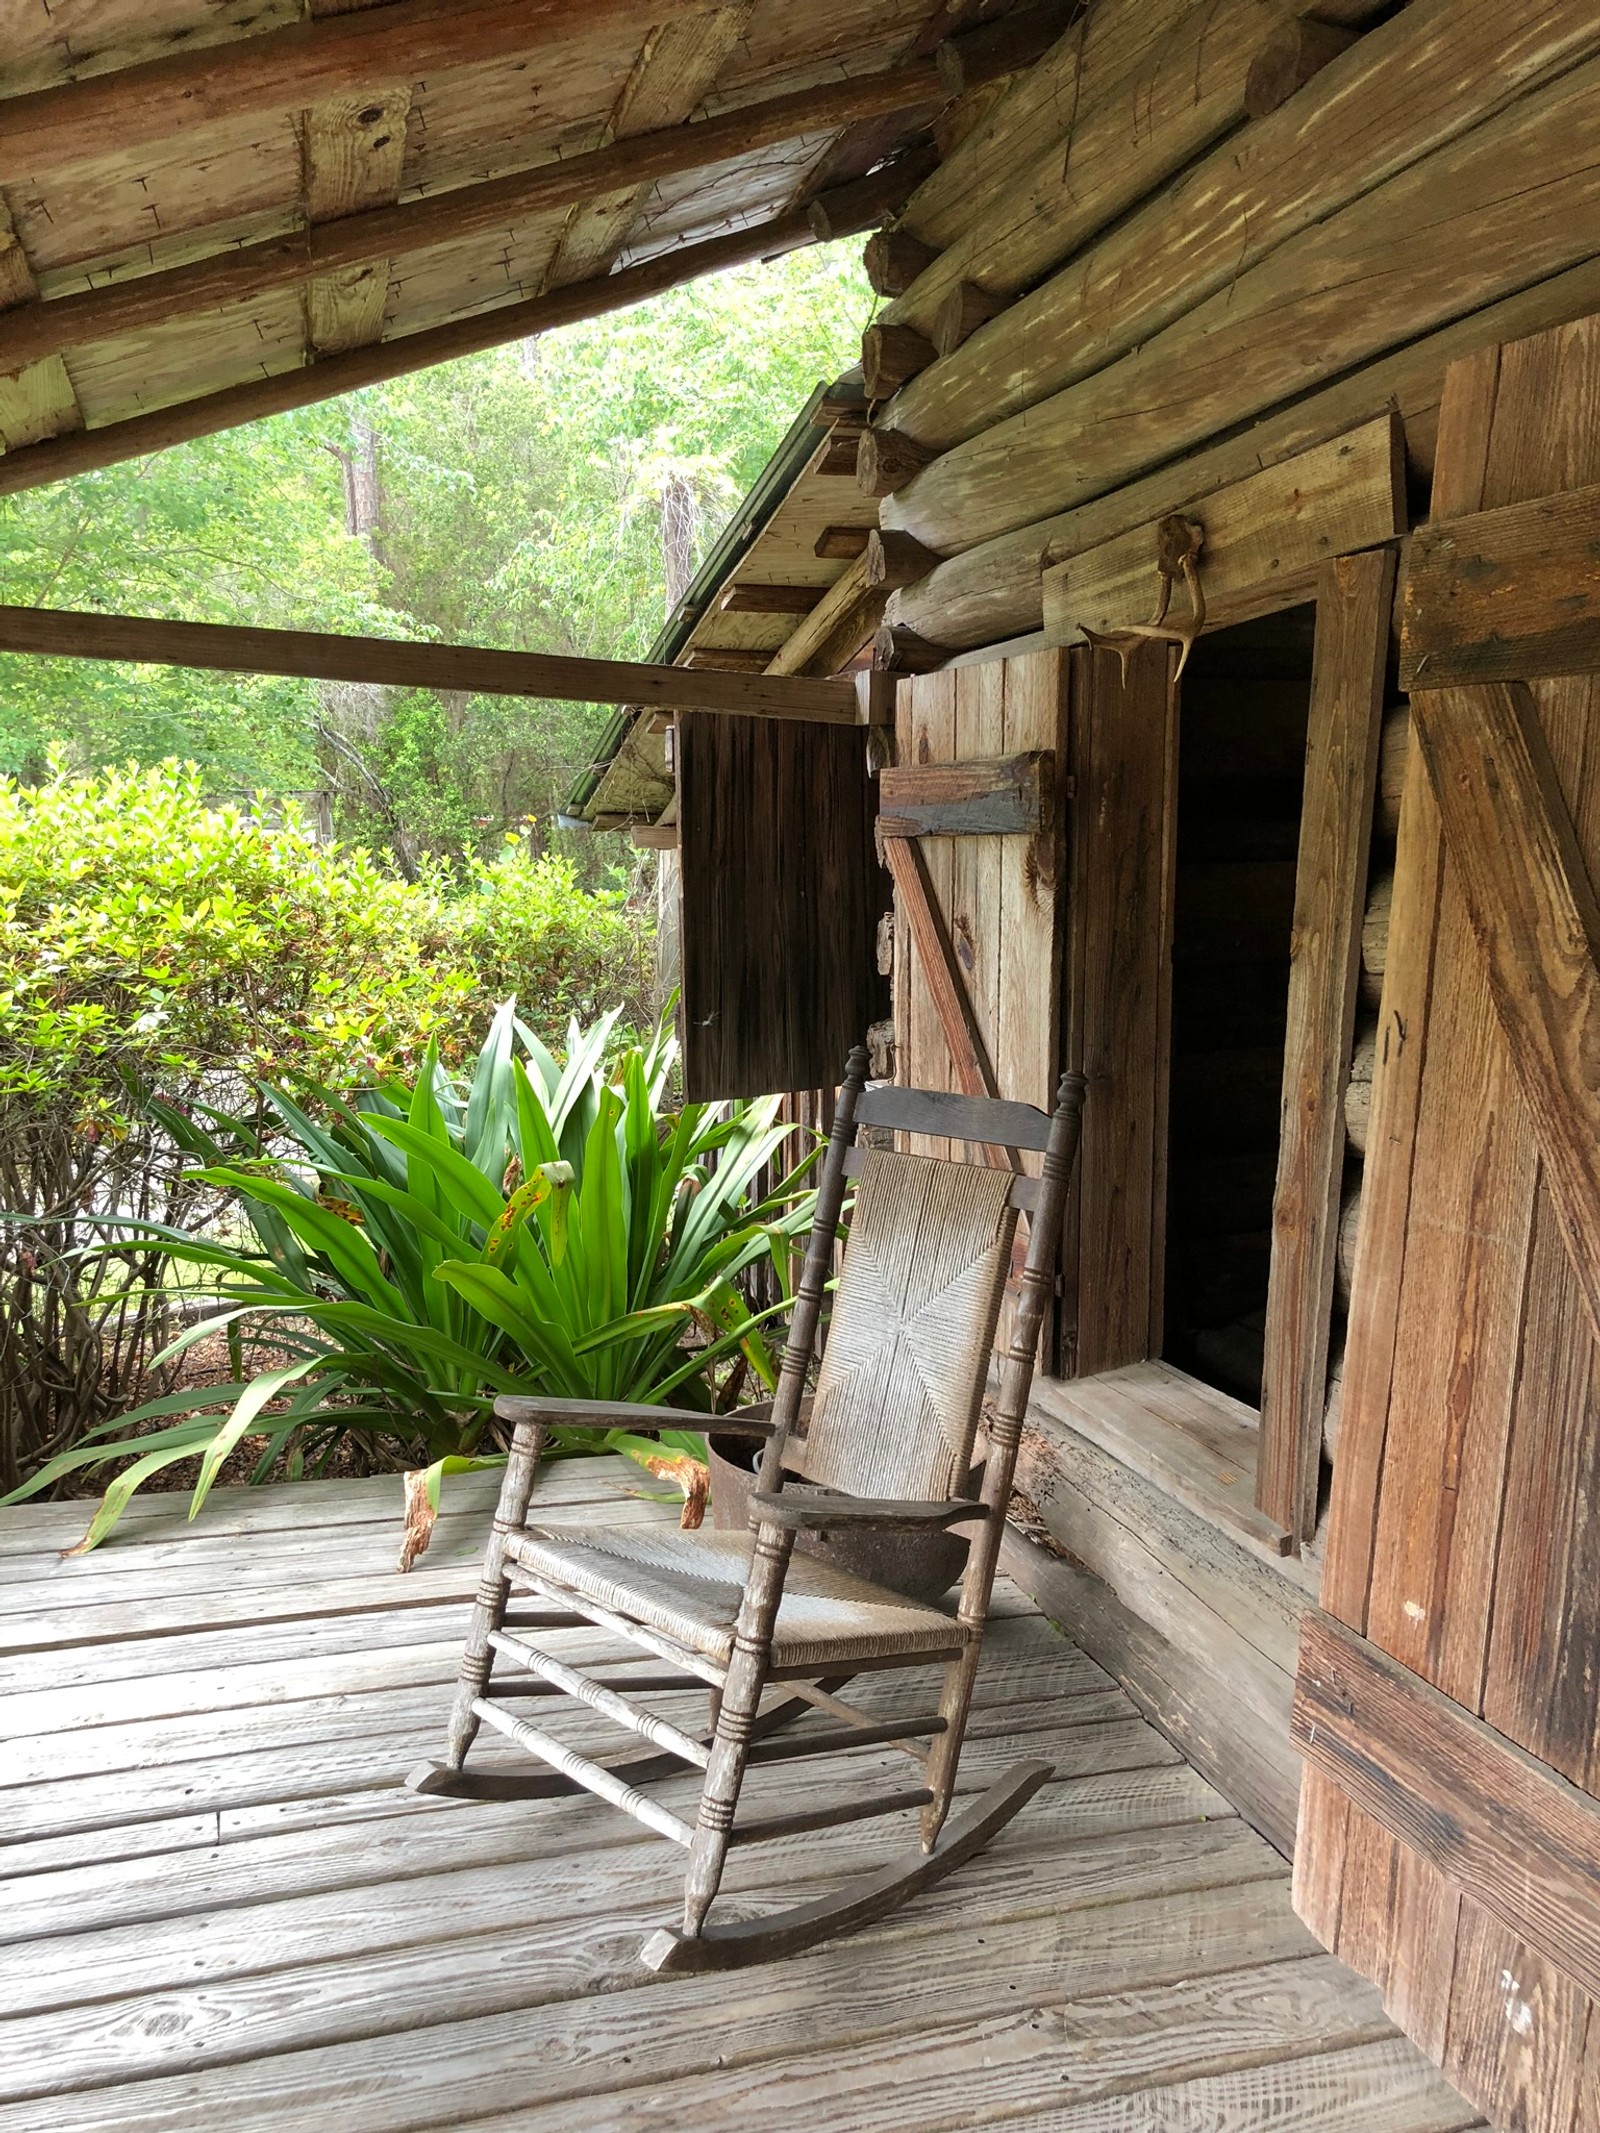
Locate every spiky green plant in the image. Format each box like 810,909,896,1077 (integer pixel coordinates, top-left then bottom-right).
4,1004,815,1549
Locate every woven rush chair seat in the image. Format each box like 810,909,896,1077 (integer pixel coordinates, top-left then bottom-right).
506,1521,968,1673
412,1050,1086,1973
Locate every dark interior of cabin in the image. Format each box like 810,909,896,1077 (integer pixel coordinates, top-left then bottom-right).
1162,607,1316,1405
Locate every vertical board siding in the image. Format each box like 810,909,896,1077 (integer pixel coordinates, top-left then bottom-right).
678,712,886,1101
1297,313,1600,2133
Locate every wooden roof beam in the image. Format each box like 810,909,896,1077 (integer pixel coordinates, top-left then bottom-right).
0,61,946,373
0,0,728,186
0,605,869,724
0,209,828,497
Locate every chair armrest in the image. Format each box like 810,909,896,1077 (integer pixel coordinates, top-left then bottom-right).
494,1395,775,1437
751,1488,988,1534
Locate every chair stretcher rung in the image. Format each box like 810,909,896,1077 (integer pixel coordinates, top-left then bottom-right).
490,1630,711,1769
503,1543,727,1687
471,1698,695,1847
745,1714,945,1765
730,1786,934,1848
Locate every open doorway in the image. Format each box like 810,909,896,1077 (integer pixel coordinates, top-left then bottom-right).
1161,607,1316,1406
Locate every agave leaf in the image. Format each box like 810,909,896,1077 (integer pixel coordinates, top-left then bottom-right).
364,1116,504,1233
189,1357,326,1518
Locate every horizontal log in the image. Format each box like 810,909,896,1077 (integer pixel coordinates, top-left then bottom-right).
883,0,1600,455
806,144,941,244
883,44,1600,554
1043,417,1405,641
814,526,872,560
0,606,863,723
885,252,1600,654
1400,481,1600,686
866,529,943,591
873,622,947,674
862,322,937,400
817,433,867,478
884,0,1281,351
0,213,819,498
681,648,777,673
901,0,1200,254
862,229,938,299
0,63,948,374
857,426,937,498
933,280,1008,357
718,584,821,615
1244,19,1360,118
0,0,724,185
877,750,1050,837
936,0,1084,97
1294,1610,1600,2007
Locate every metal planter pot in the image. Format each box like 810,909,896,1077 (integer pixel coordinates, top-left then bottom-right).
706,1430,970,1605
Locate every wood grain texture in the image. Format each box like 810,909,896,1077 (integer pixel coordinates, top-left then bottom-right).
885,0,1600,457
878,749,1049,837
1258,550,1394,1542
1403,483,1600,686
1297,314,1600,2133
1044,418,1405,646
887,254,1600,658
1411,677,1600,1348
0,602,857,721
1296,1613,1600,2008
1060,640,1176,1377
676,710,884,1100
882,48,1600,555
0,0,724,183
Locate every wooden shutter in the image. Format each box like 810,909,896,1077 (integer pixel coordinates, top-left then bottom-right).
1294,316,1600,2132
675,712,888,1102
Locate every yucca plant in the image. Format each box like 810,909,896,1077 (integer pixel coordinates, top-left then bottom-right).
4,1004,816,1550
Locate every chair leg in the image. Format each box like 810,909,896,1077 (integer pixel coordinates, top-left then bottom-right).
681,1522,791,1938
920,1642,983,1852
439,1422,545,1773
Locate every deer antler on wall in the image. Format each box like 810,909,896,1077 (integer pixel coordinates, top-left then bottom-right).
1080,513,1207,681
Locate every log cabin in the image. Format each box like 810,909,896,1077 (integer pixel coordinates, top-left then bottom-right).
6,2,1600,2127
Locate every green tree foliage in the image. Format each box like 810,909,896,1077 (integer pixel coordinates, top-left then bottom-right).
0,246,873,859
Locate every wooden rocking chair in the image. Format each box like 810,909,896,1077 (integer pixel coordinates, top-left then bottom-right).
410,1049,1086,1970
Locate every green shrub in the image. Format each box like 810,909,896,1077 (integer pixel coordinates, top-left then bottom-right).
0,759,654,1491
5,1005,812,1549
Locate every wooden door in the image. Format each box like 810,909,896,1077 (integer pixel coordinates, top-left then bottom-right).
891,647,1070,1140
1294,318,1600,2131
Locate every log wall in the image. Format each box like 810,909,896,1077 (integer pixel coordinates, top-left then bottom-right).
854,0,1600,659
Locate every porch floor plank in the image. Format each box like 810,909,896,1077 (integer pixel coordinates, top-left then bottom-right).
0,1471,1481,2131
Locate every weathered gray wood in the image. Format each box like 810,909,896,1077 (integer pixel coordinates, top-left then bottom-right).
877,749,1050,837
854,1082,1053,1148
0,1838,1292,2116
1295,1610,1600,2007
1402,480,1600,686
0,605,859,724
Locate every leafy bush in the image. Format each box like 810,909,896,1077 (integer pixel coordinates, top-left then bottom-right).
0,760,653,1490
6,1005,811,1550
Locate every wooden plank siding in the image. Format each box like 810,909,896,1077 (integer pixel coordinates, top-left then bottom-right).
1294,314,1600,2133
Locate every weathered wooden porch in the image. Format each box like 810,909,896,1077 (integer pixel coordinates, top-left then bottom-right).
0,1457,1477,2131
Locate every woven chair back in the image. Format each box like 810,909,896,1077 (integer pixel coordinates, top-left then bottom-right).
794,1150,1017,1503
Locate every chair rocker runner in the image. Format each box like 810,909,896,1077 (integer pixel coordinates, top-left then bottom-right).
410,1049,1087,1970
